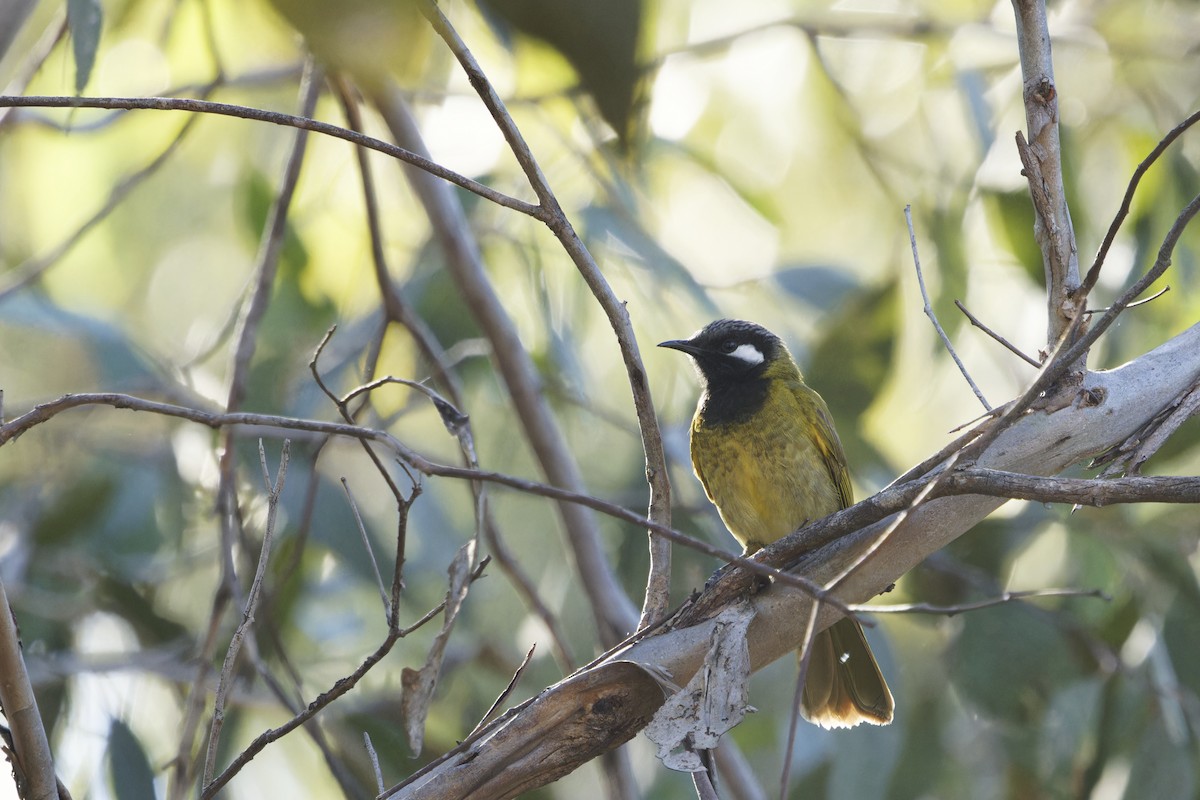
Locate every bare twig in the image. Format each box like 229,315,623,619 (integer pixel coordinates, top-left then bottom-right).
1080,107,1200,299
1084,285,1170,315
7,393,1200,571
202,544,485,799
331,76,467,402
955,300,1041,368
0,391,862,614
779,602,820,800
341,478,392,619
0,90,211,300
167,583,231,800
862,587,1110,615
226,60,320,412
470,644,538,738
310,327,410,504
205,632,401,798
938,189,1200,476
0,94,540,217
906,205,990,410
365,733,385,795
204,440,291,785
327,90,578,668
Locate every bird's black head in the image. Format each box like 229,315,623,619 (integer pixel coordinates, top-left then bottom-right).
658,318,785,388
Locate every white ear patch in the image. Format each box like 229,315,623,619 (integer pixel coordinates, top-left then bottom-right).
728,343,764,365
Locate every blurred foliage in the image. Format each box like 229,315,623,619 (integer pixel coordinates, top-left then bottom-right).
1,0,1199,798
478,0,644,145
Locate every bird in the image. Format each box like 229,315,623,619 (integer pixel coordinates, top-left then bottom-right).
659,318,894,728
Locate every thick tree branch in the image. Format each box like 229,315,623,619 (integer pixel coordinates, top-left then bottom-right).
388,321,1200,799
0,580,59,800
1012,0,1081,349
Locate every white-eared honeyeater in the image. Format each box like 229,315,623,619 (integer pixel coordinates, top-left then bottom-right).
660,318,894,728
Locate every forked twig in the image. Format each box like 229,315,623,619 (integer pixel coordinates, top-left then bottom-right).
905,206,991,410
955,300,1041,368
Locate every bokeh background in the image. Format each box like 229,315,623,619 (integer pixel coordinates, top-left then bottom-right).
1,0,1199,797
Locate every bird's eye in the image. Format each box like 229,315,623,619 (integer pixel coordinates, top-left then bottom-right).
720,339,738,353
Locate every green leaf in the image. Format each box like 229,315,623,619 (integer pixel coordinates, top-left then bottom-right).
1120,710,1196,800
1037,678,1101,783
67,0,103,93
948,603,1091,726
108,719,156,800
479,0,644,144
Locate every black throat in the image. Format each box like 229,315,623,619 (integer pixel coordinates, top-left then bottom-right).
698,373,771,427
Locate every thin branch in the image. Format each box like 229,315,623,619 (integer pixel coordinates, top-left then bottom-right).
12,391,1200,514
226,59,321,412
202,555,486,799
204,440,291,785
955,300,1041,368
416,0,675,630
369,87,640,645
0,94,541,217
779,602,820,800
1099,379,1200,476
310,327,409,504
325,90,578,668
8,393,1200,587
331,76,467,402
940,469,1200,506
365,733,385,795
0,391,860,614
341,478,392,620
862,587,1110,616
1084,285,1170,315
906,205,990,410
469,644,537,738
204,633,399,798
1080,107,1200,299
167,579,231,800
0,91,211,300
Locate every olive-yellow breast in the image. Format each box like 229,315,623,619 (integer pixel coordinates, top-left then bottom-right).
660,318,894,728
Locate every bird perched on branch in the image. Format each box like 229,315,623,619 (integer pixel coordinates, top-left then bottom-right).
660,318,894,728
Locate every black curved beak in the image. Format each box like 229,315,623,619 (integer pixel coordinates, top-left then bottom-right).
658,338,702,356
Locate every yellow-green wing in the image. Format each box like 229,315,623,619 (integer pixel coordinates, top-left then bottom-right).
790,381,853,511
